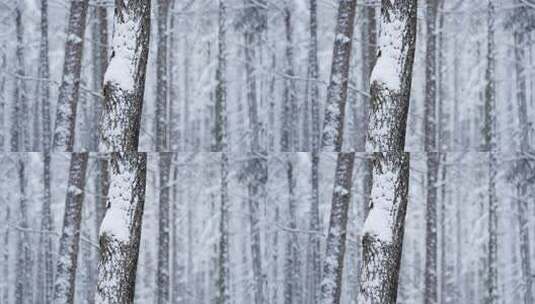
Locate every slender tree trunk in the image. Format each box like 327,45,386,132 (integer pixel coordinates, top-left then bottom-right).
305,152,321,304
15,157,32,304
158,153,171,304
513,13,534,304
217,151,230,304
156,0,170,151
53,153,89,304
11,6,29,152
283,157,301,304
52,0,89,151
281,4,297,152
424,2,439,304
320,0,357,151
359,1,417,303
320,152,355,304
484,2,498,303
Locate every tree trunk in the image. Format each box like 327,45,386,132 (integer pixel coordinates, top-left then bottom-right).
52,0,89,151
424,2,439,303
320,0,357,151
280,4,297,152
158,153,171,304
217,151,230,304
484,2,498,304
11,6,29,152
155,0,170,151
15,157,32,304
320,152,355,304
96,152,147,304
305,152,321,304
284,158,301,304
53,153,89,304
359,1,417,303
98,0,151,152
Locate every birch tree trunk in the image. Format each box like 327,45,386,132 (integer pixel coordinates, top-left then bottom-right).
53,153,89,304
359,1,417,303
484,2,498,304
52,0,89,151
98,0,151,152
95,0,150,302
321,0,357,151
281,4,297,152
96,152,147,304
320,152,355,304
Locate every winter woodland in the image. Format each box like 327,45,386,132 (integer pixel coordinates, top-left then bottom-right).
0,0,534,304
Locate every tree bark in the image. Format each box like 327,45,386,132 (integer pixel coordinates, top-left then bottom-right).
98,0,151,152
53,153,89,304
359,1,417,303
52,0,89,151
320,152,355,304
321,0,357,151
15,157,32,304
157,153,171,304
96,152,147,304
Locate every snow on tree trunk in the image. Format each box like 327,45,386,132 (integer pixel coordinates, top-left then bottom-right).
53,152,89,304
52,0,89,151
359,1,417,303
96,152,147,304
98,0,151,152
484,2,498,303
320,0,357,151
320,152,355,304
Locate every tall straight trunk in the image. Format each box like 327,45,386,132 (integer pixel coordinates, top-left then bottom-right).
11,6,29,152
248,157,267,304
38,0,50,152
306,0,321,298
98,0,150,152
0,47,5,150
281,5,297,151
424,2,439,304
15,157,31,304
3,205,9,304
158,153,171,304
215,2,230,303
305,151,321,304
359,1,417,303
95,0,150,302
52,0,89,151
284,158,301,304
321,0,357,151
485,2,498,304
320,152,355,304
217,151,230,304
36,152,54,304
53,153,89,304
513,10,534,304
96,152,147,304
155,0,169,151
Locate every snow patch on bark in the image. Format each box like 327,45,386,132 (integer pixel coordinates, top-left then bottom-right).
362,169,396,242
370,13,404,92
104,19,138,92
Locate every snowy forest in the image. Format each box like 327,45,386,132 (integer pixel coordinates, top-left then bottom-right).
1,0,535,304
